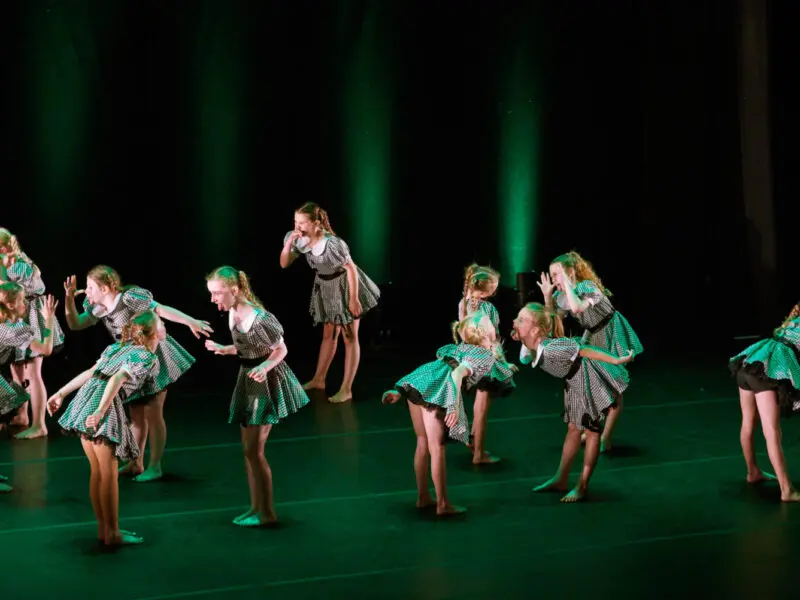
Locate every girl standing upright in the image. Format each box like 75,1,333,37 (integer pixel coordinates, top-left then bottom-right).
539,251,642,452
63,265,212,482
280,202,380,403
0,228,65,439
205,266,310,526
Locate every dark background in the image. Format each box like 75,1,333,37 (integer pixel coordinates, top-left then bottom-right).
1,0,796,390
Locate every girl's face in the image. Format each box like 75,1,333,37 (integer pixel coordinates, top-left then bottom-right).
293,213,318,237
207,279,237,311
9,292,26,318
511,308,537,342
85,277,112,305
548,263,573,291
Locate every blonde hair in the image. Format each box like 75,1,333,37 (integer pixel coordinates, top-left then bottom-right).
551,251,611,297
206,266,264,309
121,311,161,348
462,263,500,309
775,302,800,336
523,302,565,339
295,202,336,236
0,282,25,322
0,228,41,277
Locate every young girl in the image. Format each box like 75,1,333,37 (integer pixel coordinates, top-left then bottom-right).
0,228,65,439
511,303,633,503
63,265,212,482
279,202,381,404
47,311,165,545
381,313,517,516
458,264,514,464
539,251,643,452
729,302,800,502
205,266,310,527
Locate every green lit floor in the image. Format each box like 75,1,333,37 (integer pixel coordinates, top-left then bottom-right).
1,349,798,599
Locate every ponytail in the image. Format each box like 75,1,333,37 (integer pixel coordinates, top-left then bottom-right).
121,310,160,348
523,302,565,339
206,265,264,309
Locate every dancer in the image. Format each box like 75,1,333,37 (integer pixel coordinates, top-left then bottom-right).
729,302,800,502
205,266,310,527
382,313,516,516
539,251,643,452
458,264,514,464
280,202,380,403
511,303,632,503
63,265,212,482
0,228,65,439
47,311,165,545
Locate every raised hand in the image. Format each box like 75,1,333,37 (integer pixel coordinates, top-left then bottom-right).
64,275,77,297
41,295,59,320
537,272,554,297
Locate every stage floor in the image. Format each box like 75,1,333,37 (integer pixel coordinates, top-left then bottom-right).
1,347,798,599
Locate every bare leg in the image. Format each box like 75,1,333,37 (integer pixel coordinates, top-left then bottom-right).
470,390,499,464
755,391,800,502
135,391,167,482
304,323,340,390
330,320,359,403
738,387,773,482
562,429,600,502
237,425,278,526
95,442,142,545
15,358,48,439
534,423,582,492
600,395,623,453
421,407,466,516
234,426,259,523
80,438,105,539
407,401,434,507
8,364,29,428
120,404,146,476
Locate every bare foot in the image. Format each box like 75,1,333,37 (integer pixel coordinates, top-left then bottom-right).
105,531,144,546
133,466,163,483
533,477,569,493
600,439,612,453
560,486,587,503
747,471,777,484
233,508,257,524
472,452,501,465
437,504,467,517
0,482,12,493
416,496,435,509
14,425,47,440
119,462,144,477
9,415,29,428
781,489,800,502
329,390,352,404
381,390,401,405
303,379,325,391
235,513,279,527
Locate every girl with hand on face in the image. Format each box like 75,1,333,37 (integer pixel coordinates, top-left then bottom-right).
205,266,309,527
382,313,516,516
280,202,380,404
539,251,642,452
0,228,65,439
47,311,165,546
63,265,212,482
512,303,632,503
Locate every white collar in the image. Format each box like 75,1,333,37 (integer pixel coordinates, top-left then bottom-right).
229,306,258,333
93,292,122,318
295,235,330,256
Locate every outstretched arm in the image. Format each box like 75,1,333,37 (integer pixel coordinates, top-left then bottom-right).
47,363,99,415
154,303,213,338
579,346,633,365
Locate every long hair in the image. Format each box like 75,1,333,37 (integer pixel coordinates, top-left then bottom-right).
523,302,565,339
550,250,611,297
462,263,500,308
0,228,41,277
295,202,336,236
121,310,161,348
206,265,264,309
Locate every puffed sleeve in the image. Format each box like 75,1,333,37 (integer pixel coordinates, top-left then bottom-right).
574,280,605,306
324,237,353,269
0,322,35,354
6,261,45,296
121,287,157,313
252,312,285,350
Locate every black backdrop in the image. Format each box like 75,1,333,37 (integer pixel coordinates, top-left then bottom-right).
1,0,797,389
